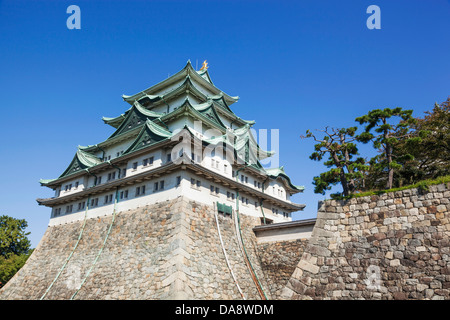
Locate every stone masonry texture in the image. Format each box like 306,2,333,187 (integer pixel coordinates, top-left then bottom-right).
1,183,449,300
256,239,308,299
0,196,271,300
281,183,450,300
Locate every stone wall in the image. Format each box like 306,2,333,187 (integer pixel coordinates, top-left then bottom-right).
4,183,448,300
256,239,308,299
0,197,270,300
281,183,450,300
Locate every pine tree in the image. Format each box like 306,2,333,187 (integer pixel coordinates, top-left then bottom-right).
303,127,366,197
355,107,416,190
395,98,450,184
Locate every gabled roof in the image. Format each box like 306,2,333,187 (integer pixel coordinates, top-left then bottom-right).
196,67,214,84
207,94,255,127
106,78,252,130
265,166,305,193
56,148,102,180
122,61,239,107
123,119,172,155
233,124,275,161
102,112,128,128
107,101,163,139
134,76,205,108
160,98,228,132
192,100,228,129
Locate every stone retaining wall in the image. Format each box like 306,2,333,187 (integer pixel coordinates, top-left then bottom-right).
281,183,450,300
4,183,449,300
0,196,269,300
256,239,308,299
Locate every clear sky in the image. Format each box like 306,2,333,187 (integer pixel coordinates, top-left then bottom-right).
0,0,449,247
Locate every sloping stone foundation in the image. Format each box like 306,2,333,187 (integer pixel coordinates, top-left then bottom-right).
0,196,270,300
256,239,308,299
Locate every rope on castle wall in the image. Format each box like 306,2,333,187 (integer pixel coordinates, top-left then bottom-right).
70,188,119,300
235,167,268,300
213,202,246,300
40,196,91,300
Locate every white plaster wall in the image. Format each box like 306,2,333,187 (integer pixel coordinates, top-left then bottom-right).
254,224,314,243
60,177,85,197
168,117,193,134
216,113,232,129
267,179,288,202
102,138,135,161
49,171,185,226
125,149,163,178
49,170,292,226
181,172,290,223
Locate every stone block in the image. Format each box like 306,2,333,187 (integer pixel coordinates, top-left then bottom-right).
390,259,401,267
308,245,331,257
393,291,407,300
297,260,320,274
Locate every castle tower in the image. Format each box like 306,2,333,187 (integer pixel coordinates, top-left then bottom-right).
0,61,306,300
38,60,305,226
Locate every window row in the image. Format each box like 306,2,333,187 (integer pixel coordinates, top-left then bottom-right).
133,156,155,170
271,207,289,218
96,168,126,185
273,186,285,199
53,178,168,217
210,184,220,196
64,181,79,192
102,150,124,162
231,172,263,191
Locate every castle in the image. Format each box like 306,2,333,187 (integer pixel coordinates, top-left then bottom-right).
0,61,308,300
37,60,305,227
2,62,448,300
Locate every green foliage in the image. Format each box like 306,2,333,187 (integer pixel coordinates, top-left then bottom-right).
355,107,417,189
305,97,449,198
0,215,32,288
342,174,450,200
0,215,31,258
394,98,450,184
303,126,367,197
0,250,33,288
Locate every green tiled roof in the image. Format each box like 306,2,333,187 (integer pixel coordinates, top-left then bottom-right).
122,60,239,106
40,61,303,196
107,101,163,139
265,166,305,192
57,148,103,180
123,119,172,155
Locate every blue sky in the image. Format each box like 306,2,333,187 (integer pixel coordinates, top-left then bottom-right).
0,0,449,247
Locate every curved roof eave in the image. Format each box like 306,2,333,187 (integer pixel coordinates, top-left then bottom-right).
107,101,163,140
122,119,172,155
55,148,102,180
266,167,304,193
161,98,228,132
122,61,239,106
